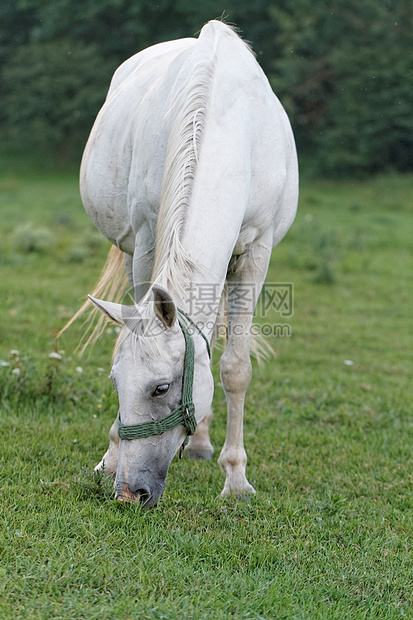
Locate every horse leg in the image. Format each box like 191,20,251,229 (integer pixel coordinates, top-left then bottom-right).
186,289,225,460
95,241,154,474
218,236,272,498
94,416,119,474
186,317,218,460
94,252,133,475
186,408,214,460
124,253,134,288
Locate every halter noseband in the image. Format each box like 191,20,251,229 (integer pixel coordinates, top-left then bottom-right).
117,309,210,456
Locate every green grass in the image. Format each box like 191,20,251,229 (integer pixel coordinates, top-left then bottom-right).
0,162,412,619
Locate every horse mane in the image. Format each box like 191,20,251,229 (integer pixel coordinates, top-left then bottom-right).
151,21,256,301
150,39,216,299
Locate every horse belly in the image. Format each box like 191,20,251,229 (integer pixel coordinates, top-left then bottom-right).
80,108,168,255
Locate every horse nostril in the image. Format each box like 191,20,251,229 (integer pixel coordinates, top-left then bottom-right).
135,487,151,504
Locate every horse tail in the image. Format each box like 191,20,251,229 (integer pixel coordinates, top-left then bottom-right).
249,330,275,366
57,244,128,354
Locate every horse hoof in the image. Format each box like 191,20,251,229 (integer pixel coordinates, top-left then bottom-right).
186,449,213,461
234,492,252,503
220,482,256,501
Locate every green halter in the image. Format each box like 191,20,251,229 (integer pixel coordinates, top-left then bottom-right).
117,309,210,454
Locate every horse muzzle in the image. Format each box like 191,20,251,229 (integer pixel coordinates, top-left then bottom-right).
115,480,164,508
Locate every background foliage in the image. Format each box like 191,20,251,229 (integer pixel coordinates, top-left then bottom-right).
1,0,412,176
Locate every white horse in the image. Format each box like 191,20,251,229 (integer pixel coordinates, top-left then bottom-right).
78,21,298,507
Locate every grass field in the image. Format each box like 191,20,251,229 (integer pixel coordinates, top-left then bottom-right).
0,161,412,619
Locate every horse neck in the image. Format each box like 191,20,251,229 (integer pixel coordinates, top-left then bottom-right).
149,25,253,327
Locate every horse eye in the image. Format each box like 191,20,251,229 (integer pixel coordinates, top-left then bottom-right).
153,383,170,397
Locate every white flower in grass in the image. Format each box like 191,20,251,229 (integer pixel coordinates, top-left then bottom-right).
344,359,354,366
10,349,20,356
49,352,62,360
0,361,10,367
12,368,21,376
75,366,83,374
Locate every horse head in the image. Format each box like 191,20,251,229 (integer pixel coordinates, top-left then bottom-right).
89,286,213,507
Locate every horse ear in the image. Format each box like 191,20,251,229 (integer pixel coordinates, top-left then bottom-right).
152,285,177,329
88,295,131,325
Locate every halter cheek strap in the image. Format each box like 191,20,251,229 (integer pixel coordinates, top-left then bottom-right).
117,309,210,453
